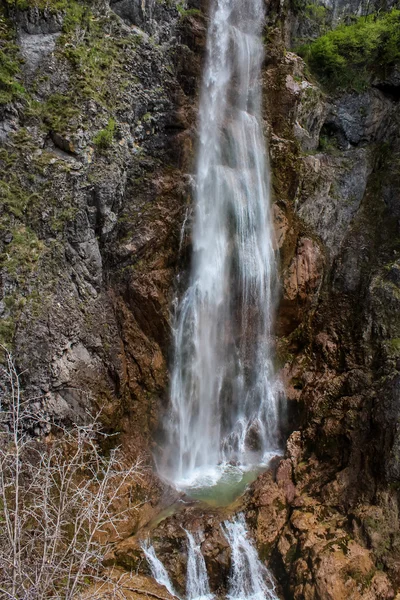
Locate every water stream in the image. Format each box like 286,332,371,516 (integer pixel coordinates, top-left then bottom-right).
141,540,178,598
142,516,278,600
150,0,283,596
185,530,214,600
163,0,282,489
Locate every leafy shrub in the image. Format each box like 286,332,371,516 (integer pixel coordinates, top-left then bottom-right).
298,9,400,91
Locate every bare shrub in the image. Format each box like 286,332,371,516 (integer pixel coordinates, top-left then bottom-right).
0,347,142,600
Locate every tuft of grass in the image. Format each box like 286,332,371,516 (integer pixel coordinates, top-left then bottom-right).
298,9,400,91
93,118,116,150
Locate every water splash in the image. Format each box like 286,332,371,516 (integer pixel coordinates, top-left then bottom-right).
141,540,178,598
164,0,283,486
185,530,214,600
223,514,278,600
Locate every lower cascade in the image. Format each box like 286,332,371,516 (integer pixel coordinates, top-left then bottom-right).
142,515,278,600
186,530,214,600
141,540,178,598
223,515,278,600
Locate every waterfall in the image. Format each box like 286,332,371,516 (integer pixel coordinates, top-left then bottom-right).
141,540,178,598
223,514,278,600
185,530,214,600
164,0,282,486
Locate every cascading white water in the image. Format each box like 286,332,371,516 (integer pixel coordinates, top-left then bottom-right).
185,530,214,600
164,0,282,487
142,518,278,600
141,540,178,598
222,514,278,600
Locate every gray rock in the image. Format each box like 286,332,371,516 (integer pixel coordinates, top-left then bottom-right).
0,119,18,144
19,32,60,71
326,90,393,147
16,7,64,35
298,148,371,258
110,0,180,42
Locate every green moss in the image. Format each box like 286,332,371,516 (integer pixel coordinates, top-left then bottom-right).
318,133,341,155
0,173,40,218
323,535,350,554
298,9,400,91
286,542,300,564
57,7,139,109
0,318,15,346
345,565,376,589
17,1,140,136
31,93,81,132
0,219,46,346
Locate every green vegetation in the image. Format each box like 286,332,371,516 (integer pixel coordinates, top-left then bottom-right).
0,12,25,105
318,132,341,154
6,0,139,132
37,3,138,131
304,2,328,30
385,338,400,356
27,93,81,132
0,137,78,345
0,0,138,344
3,0,76,10
3,225,44,278
176,3,201,18
299,9,400,91
93,118,116,150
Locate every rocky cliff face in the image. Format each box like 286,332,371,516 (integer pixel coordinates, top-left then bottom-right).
261,1,400,596
1,0,400,598
0,0,204,460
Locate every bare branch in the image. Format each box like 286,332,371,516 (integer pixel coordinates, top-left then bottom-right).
0,347,142,599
